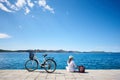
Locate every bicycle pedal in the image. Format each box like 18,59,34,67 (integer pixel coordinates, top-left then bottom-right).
40,64,44,68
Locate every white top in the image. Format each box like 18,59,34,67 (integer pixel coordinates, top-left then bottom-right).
66,60,77,72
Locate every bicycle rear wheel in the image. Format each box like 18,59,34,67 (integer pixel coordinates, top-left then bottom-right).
25,59,38,72
44,59,56,73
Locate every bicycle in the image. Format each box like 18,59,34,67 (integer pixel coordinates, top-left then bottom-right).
25,52,57,73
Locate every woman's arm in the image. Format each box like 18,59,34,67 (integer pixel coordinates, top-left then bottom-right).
72,61,77,68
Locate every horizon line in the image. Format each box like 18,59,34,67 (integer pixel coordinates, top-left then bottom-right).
0,49,120,53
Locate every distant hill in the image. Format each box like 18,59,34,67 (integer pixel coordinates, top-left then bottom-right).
0,49,80,53
0,49,12,52
0,49,118,53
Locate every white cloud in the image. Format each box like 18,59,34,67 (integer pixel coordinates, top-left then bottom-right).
0,33,11,38
0,2,12,12
15,0,26,8
39,0,46,6
0,0,11,6
27,0,34,8
10,5,18,11
25,7,30,15
0,0,54,14
45,5,54,13
38,0,54,13
0,0,17,11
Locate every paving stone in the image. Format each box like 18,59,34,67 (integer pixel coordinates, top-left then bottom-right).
0,70,120,80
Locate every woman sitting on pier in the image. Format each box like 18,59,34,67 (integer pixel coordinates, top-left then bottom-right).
66,55,77,72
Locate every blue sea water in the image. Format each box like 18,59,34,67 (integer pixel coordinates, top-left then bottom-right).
0,52,120,69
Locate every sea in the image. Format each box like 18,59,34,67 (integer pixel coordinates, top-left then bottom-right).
0,52,120,69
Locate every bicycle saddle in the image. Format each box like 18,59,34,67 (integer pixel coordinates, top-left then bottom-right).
43,54,47,57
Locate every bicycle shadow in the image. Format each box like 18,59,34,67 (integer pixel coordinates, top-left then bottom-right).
32,70,89,74
32,70,64,74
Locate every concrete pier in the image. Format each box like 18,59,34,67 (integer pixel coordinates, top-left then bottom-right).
0,70,120,80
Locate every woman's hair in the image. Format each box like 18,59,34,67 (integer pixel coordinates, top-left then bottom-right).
68,58,73,63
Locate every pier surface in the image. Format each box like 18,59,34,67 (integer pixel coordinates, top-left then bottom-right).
0,70,120,80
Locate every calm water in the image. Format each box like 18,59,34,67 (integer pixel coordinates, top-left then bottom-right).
0,52,120,69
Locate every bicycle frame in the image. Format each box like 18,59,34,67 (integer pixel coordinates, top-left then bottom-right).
33,54,54,68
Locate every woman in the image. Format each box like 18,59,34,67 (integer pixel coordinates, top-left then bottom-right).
66,55,77,72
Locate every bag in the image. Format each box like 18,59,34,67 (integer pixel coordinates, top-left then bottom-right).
78,65,85,73
29,52,34,60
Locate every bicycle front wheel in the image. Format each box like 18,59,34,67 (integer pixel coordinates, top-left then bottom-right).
25,59,38,72
44,59,56,73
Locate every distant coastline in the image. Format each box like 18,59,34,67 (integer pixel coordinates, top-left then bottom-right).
0,49,119,53
0,49,79,53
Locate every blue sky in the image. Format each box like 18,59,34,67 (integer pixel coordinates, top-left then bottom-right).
0,0,120,52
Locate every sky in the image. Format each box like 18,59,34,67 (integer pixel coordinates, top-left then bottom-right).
0,0,120,52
